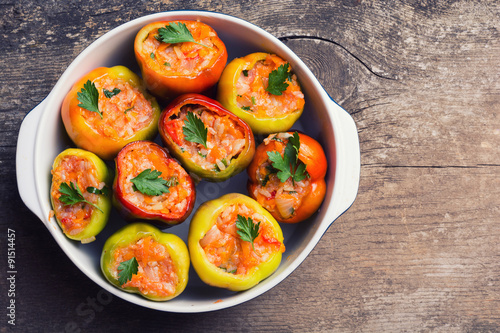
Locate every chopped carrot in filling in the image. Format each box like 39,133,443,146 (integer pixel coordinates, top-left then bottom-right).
51,155,104,235
113,236,178,297
165,104,246,171
81,75,155,139
200,203,285,275
142,22,221,76
253,133,312,220
235,54,305,118
119,143,193,218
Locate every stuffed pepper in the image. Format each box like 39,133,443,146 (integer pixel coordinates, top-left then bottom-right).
134,20,227,99
247,132,327,223
50,148,112,243
188,193,285,291
101,223,189,301
159,93,255,182
113,141,195,227
217,52,305,135
61,66,161,160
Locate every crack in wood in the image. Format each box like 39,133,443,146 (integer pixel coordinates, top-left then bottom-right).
279,35,398,81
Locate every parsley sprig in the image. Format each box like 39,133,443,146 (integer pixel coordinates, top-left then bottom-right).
266,63,291,96
77,80,102,118
266,132,308,183
58,182,103,213
117,257,139,285
183,111,208,148
130,169,176,196
86,185,110,196
155,22,207,47
103,88,121,98
236,214,260,251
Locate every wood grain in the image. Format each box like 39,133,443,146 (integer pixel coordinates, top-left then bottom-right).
1,0,499,332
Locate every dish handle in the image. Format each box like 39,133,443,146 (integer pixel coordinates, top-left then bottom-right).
329,98,361,220
16,98,47,222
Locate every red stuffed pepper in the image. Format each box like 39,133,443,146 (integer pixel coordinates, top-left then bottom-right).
247,132,327,223
61,66,160,160
134,20,227,100
159,93,255,182
113,141,195,227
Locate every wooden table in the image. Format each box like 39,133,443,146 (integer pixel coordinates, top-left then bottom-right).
2,1,499,331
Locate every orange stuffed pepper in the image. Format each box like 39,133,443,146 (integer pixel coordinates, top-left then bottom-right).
134,20,227,99
247,132,327,223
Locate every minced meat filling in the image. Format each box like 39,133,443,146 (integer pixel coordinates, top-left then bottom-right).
235,54,305,118
82,75,155,139
199,203,284,275
118,143,193,217
142,22,220,76
113,236,178,297
166,104,246,171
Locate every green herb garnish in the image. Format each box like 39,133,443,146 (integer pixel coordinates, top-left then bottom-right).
251,96,256,105
236,214,260,251
150,52,155,59
241,106,251,111
130,169,172,196
266,63,290,96
164,62,171,67
155,22,207,47
183,111,208,148
103,88,121,98
77,80,102,118
219,266,237,274
242,69,249,76
266,132,308,183
86,185,110,196
117,257,139,285
58,182,103,212
124,106,134,114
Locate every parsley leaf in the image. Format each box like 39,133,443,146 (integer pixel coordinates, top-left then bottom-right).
183,111,208,148
86,185,110,196
103,88,121,98
58,182,103,213
117,257,139,285
130,169,172,196
266,132,308,183
236,214,260,250
266,63,290,96
77,80,102,118
155,22,207,47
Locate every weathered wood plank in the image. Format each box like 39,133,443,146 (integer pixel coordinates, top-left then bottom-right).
1,0,499,331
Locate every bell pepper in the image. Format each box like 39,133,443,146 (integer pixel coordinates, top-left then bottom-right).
217,52,305,135
113,141,196,227
134,20,227,100
247,132,327,223
158,93,255,182
188,193,285,291
61,66,161,160
50,148,112,243
101,223,190,301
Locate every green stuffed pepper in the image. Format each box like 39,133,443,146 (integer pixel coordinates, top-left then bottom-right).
217,52,305,135
50,148,112,243
188,193,285,291
101,223,189,301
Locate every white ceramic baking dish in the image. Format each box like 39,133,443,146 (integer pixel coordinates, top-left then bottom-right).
16,10,360,312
